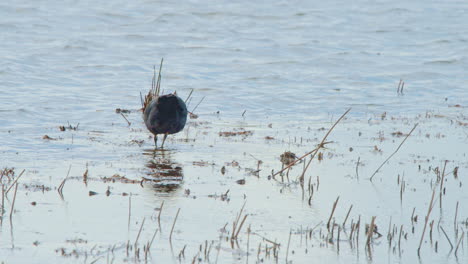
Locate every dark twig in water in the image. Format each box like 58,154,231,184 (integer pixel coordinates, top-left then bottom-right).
356,157,360,180
169,208,181,243
185,89,194,104
366,216,376,248
343,205,353,228
158,201,164,230
440,226,454,251
454,232,464,257
120,113,131,126
58,165,71,199
417,188,436,256
191,96,205,114
370,123,418,181
9,183,18,220
134,218,146,248
327,196,340,230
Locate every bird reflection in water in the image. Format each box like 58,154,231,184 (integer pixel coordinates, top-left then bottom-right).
142,148,183,192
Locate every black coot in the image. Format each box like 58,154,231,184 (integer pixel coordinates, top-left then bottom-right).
142,60,188,148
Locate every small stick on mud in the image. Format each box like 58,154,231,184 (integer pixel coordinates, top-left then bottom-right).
417,189,436,256
327,196,340,230
370,123,418,181
120,113,131,126
169,208,181,243
6,169,25,194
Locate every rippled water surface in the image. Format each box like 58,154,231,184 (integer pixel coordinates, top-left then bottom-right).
1,0,468,263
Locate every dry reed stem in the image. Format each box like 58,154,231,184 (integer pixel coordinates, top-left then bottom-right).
185,89,194,104
454,232,464,257
299,108,351,181
169,208,181,243
327,196,340,230
440,226,454,250
355,157,360,180
285,230,292,262
234,214,248,239
6,169,25,194
158,201,164,230
366,216,376,248
191,96,205,114
134,218,146,247
128,195,132,232
120,113,131,126
143,59,163,111
370,123,418,181
58,165,71,199
343,205,353,228
439,160,448,209
273,109,350,179
417,188,436,256
9,183,18,220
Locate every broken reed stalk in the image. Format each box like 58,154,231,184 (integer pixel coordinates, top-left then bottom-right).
184,88,194,104
327,196,340,230
355,157,360,180
370,123,418,181
191,96,205,114
58,165,72,199
299,108,351,181
148,228,159,249
158,201,164,230
439,160,448,209
143,59,163,111
120,113,131,126
1,185,4,219
169,208,181,243
134,218,146,247
273,108,351,178
6,169,25,194
232,201,247,239
128,195,132,232
234,214,248,239
454,232,464,257
285,230,292,262
440,226,454,250
366,216,376,248
343,205,353,228
9,183,19,219
417,188,436,256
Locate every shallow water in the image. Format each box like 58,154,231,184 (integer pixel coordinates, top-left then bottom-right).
1,0,468,263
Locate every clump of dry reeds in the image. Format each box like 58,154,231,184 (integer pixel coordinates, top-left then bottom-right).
141,59,163,112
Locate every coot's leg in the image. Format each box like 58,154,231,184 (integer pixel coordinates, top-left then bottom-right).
161,133,168,148
154,135,158,148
